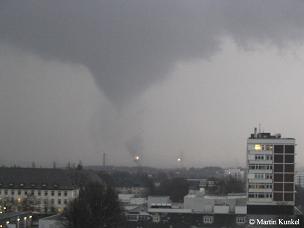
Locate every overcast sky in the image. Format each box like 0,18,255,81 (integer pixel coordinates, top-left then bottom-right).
1,0,304,168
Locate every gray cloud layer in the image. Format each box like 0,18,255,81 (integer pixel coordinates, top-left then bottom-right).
1,0,304,104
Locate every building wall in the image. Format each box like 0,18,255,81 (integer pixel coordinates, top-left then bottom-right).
0,188,79,213
247,134,296,214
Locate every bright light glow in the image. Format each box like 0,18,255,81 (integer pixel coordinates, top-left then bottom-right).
177,158,182,162
17,218,20,222
29,216,32,219
255,144,262,151
6,221,9,224
134,156,140,161
24,217,27,220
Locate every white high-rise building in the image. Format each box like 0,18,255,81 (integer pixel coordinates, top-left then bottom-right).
247,128,295,215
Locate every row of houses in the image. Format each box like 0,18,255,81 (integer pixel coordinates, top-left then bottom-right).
119,189,248,227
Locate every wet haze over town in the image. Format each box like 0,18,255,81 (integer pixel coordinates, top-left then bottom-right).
1,0,304,168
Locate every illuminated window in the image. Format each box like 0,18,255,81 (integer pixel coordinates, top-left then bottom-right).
255,144,262,151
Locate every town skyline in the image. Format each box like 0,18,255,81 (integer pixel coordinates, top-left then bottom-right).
1,1,304,168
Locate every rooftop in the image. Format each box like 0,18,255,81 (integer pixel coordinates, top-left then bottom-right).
249,128,294,140
0,167,77,190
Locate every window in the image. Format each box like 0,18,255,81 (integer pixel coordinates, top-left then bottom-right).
284,183,294,192
284,193,294,201
248,193,255,198
236,217,246,224
285,145,294,154
274,183,283,191
44,191,48,196
285,164,294,172
265,174,272,179
64,191,68,197
58,199,61,205
255,144,262,151
248,193,272,199
51,191,54,196
274,193,283,201
284,174,294,182
250,183,272,189
255,174,263,179
266,155,272,160
38,190,41,196
274,145,283,154
265,145,273,151
274,155,283,163
18,190,21,195
51,199,55,204
274,174,283,182
4,190,8,195
285,155,294,163
274,164,283,172
203,216,213,224
11,190,15,195
64,199,68,205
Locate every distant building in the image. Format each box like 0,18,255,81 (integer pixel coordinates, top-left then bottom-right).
147,196,171,209
119,193,146,212
224,168,245,181
144,191,247,227
38,214,66,228
187,178,207,190
115,187,147,196
184,189,247,215
295,171,304,188
0,168,79,214
0,212,32,228
247,129,296,214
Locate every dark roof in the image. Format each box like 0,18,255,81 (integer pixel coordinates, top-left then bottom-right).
0,168,77,190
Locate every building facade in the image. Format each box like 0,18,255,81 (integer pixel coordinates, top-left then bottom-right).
0,168,79,214
247,129,295,214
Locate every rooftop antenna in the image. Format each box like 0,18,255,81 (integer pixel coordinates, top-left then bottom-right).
102,152,106,167
258,123,261,133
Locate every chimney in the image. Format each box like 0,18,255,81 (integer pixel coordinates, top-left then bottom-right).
254,127,257,138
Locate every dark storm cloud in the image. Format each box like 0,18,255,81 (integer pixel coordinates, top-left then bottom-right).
1,0,304,104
